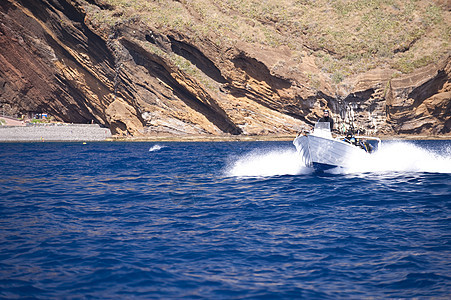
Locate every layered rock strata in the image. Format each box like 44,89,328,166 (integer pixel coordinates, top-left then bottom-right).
0,0,449,137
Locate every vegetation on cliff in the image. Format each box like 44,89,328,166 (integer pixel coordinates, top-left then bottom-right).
87,0,450,85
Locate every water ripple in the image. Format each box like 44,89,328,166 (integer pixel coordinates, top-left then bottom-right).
0,141,450,298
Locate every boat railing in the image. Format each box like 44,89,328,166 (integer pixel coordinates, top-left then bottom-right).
354,136,381,142
336,135,381,153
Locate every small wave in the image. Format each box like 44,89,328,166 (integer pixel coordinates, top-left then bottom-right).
225,148,311,177
337,141,451,174
149,144,166,152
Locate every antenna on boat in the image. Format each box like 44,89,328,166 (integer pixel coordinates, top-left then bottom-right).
350,103,355,133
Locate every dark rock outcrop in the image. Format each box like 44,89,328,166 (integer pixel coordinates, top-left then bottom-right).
0,0,116,126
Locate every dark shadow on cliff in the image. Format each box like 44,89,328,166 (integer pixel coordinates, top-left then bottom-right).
168,35,227,84
232,54,292,91
121,38,242,135
409,69,448,107
225,54,294,116
12,0,117,125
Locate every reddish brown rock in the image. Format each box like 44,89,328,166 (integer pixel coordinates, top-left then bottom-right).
0,0,449,139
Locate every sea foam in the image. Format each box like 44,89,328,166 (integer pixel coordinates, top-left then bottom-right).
339,141,451,174
226,141,451,177
225,148,310,177
149,144,166,152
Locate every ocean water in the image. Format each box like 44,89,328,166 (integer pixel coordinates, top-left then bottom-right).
1,140,450,299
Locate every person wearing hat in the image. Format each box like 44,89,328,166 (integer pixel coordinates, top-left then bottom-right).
318,109,334,131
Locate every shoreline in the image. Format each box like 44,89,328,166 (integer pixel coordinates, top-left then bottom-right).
106,134,451,142
1,124,450,142
106,135,296,142
0,124,111,142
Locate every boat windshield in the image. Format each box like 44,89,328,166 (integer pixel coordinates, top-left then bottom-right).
313,122,332,138
314,122,330,131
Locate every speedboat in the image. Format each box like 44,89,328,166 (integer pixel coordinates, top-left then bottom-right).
293,122,381,171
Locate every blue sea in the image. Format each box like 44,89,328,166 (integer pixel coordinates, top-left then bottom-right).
1,140,450,299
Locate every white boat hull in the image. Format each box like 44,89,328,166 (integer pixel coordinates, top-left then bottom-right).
293,134,366,170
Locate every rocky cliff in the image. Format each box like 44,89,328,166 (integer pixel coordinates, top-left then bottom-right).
0,0,450,137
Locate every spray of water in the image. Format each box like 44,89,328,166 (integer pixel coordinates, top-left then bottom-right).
149,144,166,152
340,141,451,174
225,148,310,177
226,142,451,177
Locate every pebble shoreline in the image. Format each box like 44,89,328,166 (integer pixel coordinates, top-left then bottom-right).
0,124,112,142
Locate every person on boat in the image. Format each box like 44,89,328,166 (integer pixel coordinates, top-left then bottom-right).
359,139,374,153
343,132,354,144
318,109,334,131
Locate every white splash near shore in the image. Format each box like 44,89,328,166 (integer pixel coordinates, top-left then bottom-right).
149,144,166,152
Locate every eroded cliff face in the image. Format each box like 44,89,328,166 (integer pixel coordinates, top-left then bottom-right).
0,0,450,137
340,59,451,135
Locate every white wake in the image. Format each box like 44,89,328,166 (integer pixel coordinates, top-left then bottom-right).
225,142,451,177
339,141,451,174
225,148,310,177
